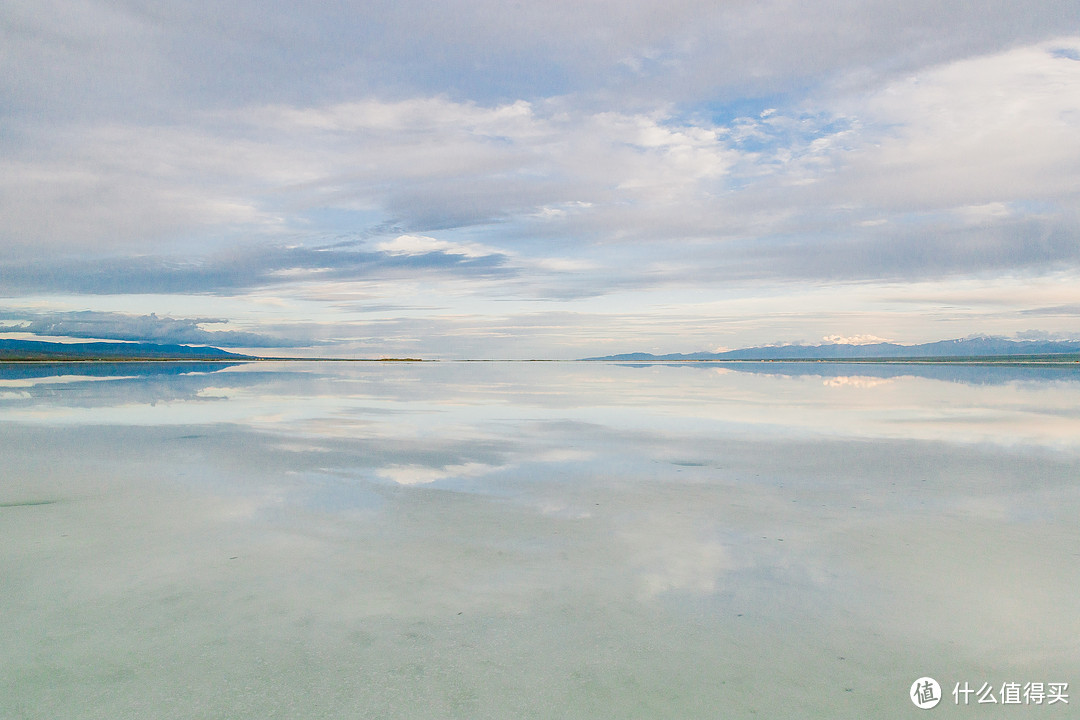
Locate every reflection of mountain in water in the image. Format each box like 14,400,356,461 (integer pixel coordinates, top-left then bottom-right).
0,361,279,408
616,361,1080,386
0,361,245,382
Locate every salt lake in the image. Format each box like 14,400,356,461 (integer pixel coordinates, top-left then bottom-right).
2,360,1078,718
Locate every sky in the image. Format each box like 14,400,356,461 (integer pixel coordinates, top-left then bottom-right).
2,1,1079,359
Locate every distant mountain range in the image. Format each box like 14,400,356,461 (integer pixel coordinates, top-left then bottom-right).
583,337,1080,361
5,335,1079,363
0,338,250,361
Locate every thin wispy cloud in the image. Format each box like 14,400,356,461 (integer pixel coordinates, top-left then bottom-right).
0,241,514,296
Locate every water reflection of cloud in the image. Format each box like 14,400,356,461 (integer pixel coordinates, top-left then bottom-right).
0,373,139,388
5,363,1080,719
822,375,896,388
0,362,278,415
633,539,735,598
376,462,499,486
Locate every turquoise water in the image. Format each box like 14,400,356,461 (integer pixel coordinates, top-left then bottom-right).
2,361,1078,718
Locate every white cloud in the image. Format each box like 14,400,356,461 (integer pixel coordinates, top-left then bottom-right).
822,334,893,345
375,235,497,259
263,97,537,136
7,34,1078,284
832,38,1080,210
0,95,750,259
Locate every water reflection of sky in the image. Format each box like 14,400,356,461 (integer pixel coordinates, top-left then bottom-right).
4,360,1080,445
2,361,1078,718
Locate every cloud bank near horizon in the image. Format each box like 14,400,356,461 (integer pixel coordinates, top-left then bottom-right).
0,309,314,348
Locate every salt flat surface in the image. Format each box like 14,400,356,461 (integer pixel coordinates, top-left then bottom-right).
2,361,1078,718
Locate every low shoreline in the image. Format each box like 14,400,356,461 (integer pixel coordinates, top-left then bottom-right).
1,356,1078,366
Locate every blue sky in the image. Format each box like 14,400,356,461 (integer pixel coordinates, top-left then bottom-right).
2,1,1079,358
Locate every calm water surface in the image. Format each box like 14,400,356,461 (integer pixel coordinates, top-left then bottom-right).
2,361,1078,718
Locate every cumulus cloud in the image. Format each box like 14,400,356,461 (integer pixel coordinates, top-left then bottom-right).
375,235,498,258
0,94,751,271
829,39,1080,211
9,34,1079,288
822,334,893,345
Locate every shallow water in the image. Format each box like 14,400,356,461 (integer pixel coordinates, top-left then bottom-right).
2,361,1078,718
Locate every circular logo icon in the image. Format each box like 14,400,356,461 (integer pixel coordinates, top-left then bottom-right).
911,677,942,709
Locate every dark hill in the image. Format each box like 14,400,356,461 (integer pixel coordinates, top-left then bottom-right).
0,338,250,361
